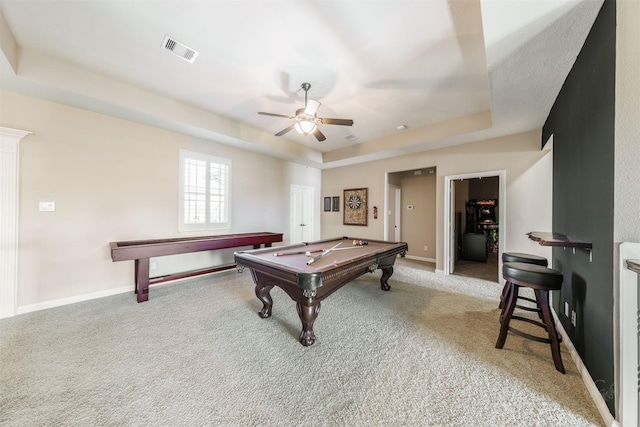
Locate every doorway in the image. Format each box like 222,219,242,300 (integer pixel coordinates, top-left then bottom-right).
444,171,505,282
290,185,314,244
385,168,437,264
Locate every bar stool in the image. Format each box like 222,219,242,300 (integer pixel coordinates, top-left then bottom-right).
496,262,565,373
499,252,548,310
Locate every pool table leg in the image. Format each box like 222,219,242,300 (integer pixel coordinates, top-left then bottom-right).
255,283,274,318
296,301,321,346
380,266,393,291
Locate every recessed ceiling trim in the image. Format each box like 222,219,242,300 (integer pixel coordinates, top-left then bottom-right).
162,35,199,63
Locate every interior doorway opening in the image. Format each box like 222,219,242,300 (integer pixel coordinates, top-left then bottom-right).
385,167,437,265
444,171,505,283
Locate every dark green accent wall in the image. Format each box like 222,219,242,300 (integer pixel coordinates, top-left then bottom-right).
542,0,615,415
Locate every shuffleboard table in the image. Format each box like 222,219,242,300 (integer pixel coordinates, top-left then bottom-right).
234,236,408,346
110,232,283,302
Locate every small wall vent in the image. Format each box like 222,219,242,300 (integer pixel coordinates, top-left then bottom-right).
162,35,199,63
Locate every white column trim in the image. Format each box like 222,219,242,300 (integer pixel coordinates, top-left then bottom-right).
619,243,640,427
0,126,31,319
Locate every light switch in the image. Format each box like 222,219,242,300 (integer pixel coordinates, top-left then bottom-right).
39,202,55,212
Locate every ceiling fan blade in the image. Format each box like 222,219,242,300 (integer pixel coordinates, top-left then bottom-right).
319,118,354,126
258,112,293,119
304,99,321,116
275,124,296,136
312,128,326,142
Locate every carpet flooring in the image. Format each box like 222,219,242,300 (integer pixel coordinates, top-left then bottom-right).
0,259,604,426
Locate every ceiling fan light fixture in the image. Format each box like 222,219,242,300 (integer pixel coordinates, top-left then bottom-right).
304,99,321,116
294,120,317,135
258,82,352,142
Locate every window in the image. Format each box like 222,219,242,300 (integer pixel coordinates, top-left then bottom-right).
179,150,231,231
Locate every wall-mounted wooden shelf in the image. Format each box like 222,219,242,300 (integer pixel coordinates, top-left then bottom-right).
626,259,640,274
527,232,593,249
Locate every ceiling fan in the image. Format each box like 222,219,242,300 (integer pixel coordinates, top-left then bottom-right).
258,82,353,142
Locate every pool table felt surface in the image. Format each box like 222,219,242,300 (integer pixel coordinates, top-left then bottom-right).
242,239,400,273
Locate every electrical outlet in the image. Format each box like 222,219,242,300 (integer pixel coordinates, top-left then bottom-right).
564,302,570,317
571,310,577,327
423,245,428,251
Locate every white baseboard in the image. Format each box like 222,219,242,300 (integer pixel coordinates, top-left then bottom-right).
404,254,436,263
15,271,227,315
554,312,616,426
17,285,132,315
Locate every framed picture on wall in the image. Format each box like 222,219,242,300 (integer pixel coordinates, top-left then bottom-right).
343,188,367,226
332,196,340,212
323,197,331,212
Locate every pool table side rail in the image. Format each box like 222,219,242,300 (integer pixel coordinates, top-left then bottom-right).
243,256,389,304
305,236,405,247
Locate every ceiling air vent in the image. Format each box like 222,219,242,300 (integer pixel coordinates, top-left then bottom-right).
162,35,199,63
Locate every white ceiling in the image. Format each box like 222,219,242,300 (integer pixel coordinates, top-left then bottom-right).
0,0,603,169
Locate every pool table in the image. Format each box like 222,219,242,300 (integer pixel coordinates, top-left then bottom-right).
234,236,408,346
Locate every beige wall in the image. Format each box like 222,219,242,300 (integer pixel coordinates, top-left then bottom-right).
2,90,320,310
400,175,436,260
321,130,553,273
2,93,555,309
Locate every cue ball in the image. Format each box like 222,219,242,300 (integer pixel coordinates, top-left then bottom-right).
305,251,311,256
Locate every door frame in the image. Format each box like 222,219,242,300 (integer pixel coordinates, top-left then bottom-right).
443,170,506,276
385,183,401,241
290,184,315,244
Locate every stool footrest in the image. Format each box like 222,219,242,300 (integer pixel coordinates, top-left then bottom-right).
515,304,540,313
507,325,551,344
508,315,563,343
519,296,537,304
512,314,545,328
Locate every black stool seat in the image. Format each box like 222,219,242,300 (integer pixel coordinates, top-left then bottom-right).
496,262,565,373
499,253,549,311
502,252,548,266
502,262,562,289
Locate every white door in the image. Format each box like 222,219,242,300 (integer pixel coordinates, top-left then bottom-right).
387,185,401,241
290,185,314,244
